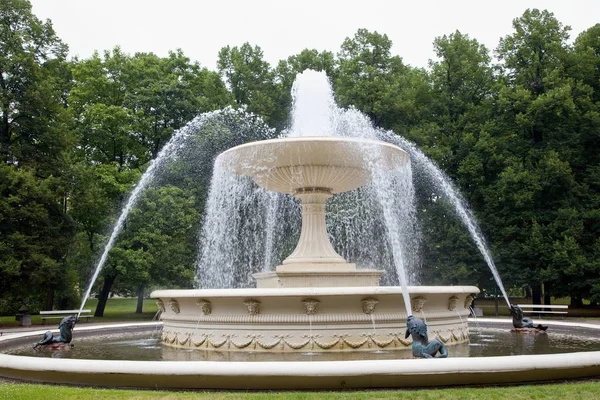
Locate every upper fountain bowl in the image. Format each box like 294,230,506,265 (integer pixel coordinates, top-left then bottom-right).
219,137,409,194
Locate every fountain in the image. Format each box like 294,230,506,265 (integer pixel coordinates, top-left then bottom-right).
1,71,600,388
152,132,476,354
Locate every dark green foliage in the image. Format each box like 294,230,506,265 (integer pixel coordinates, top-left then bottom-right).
0,165,75,313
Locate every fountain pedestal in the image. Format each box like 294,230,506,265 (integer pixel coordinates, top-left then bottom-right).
253,188,382,288
219,137,407,289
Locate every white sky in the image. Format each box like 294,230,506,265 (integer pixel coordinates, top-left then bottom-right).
30,0,600,70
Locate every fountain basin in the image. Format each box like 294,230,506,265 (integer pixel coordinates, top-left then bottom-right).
2,319,600,389
152,286,477,353
220,136,409,194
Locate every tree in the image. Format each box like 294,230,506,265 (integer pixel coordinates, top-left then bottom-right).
0,0,71,174
217,43,286,129
124,50,232,158
67,48,232,314
276,49,337,89
0,0,75,312
335,29,429,132
0,165,75,313
497,9,570,99
423,30,496,177
484,9,598,305
107,186,199,313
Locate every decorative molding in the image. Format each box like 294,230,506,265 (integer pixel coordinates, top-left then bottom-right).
361,297,379,314
196,299,212,315
162,311,469,325
161,328,470,352
302,298,320,315
448,296,459,311
411,296,427,313
169,299,180,314
156,299,165,313
244,299,261,315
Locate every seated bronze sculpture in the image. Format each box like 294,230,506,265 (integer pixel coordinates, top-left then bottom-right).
405,315,448,358
33,315,78,350
509,304,548,331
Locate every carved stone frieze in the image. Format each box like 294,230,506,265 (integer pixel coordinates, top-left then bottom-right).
161,326,470,352
156,299,165,313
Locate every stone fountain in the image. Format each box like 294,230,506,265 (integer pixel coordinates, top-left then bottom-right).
152,136,478,353
2,71,600,388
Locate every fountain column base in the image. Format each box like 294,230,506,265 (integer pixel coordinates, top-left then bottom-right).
253,268,382,288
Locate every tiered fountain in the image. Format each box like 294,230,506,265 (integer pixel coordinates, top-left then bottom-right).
152,136,477,354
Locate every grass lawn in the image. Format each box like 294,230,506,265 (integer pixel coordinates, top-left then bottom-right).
1,381,600,400
0,298,158,328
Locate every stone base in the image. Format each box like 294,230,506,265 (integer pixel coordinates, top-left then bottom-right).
253,268,382,288
152,286,479,354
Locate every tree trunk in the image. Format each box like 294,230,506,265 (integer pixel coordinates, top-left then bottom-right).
531,284,542,305
94,273,117,317
135,286,144,314
0,72,11,159
44,288,55,311
543,282,552,311
570,297,584,308
531,284,542,316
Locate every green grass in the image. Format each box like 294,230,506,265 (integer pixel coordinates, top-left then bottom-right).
0,298,158,328
1,381,600,400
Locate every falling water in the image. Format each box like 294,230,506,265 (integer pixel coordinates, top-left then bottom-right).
77,107,275,316
195,70,420,302
469,306,482,333
195,70,509,315
76,114,212,317
378,132,511,307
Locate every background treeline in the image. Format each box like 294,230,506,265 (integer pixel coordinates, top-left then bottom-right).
1,0,598,315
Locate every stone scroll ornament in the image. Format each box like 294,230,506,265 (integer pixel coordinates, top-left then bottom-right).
509,304,548,331
405,315,448,358
33,316,78,351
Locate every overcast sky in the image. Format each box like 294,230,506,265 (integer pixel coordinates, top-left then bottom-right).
29,0,600,70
